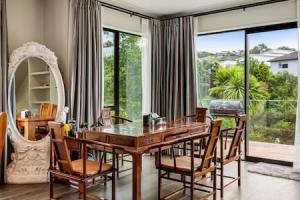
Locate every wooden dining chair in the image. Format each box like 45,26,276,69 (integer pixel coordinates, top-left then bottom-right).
36,104,57,139
49,122,116,200
0,112,7,162
97,107,133,178
156,119,222,200
218,114,246,198
40,103,57,118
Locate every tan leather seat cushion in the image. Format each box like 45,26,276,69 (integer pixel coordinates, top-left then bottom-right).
72,159,112,176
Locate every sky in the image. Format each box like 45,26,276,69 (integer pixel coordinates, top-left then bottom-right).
197,28,298,53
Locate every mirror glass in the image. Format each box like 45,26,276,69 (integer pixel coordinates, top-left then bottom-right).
10,57,58,141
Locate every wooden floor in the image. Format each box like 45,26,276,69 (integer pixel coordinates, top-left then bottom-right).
1,155,300,200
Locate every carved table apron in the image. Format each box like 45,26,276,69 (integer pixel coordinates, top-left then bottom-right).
83,120,208,200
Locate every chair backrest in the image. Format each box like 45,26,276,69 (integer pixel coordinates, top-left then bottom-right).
195,107,207,123
199,119,222,171
0,112,7,161
99,108,112,127
40,104,57,118
227,115,246,159
49,121,73,174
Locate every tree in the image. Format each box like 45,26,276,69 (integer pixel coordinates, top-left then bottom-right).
249,43,270,54
277,46,296,51
249,58,271,82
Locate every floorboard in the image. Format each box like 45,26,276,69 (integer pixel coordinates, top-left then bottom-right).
0,155,300,200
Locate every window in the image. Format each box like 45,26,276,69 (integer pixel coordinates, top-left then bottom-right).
279,63,288,68
197,23,298,164
103,29,142,121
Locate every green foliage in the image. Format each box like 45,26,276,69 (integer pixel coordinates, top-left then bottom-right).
249,58,271,82
103,31,142,121
277,46,296,51
198,54,298,145
249,43,270,54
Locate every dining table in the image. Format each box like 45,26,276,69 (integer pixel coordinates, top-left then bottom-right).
16,117,55,140
82,118,209,200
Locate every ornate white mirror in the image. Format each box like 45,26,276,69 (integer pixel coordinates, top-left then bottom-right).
6,42,65,183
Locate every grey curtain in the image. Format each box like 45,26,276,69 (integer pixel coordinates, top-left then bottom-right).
69,0,102,126
0,0,7,184
151,16,197,120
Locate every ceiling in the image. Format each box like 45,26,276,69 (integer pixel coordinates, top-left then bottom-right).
101,0,269,18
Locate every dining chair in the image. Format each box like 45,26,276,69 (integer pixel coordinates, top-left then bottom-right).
218,114,246,198
40,103,57,118
0,112,7,162
49,122,116,200
97,107,133,178
156,119,222,200
36,104,57,140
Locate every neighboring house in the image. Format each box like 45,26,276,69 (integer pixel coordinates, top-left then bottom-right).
269,51,298,76
250,49,293,65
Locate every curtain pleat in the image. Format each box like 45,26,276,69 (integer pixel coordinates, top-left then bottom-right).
151,16,197,120
0,0,7,184
69,0,102,126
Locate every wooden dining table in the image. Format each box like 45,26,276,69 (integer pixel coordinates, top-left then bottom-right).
82,119,209,200
16,117,55,140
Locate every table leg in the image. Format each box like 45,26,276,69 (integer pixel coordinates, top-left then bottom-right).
132,153,142,200
24,122,36,141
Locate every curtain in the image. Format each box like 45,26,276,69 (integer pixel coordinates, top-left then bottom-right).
151,17,197,120
141,18,151,115
0,0,7,184
294,0,300,172
69,0,102,126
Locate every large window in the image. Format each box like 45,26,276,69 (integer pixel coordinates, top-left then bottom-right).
197,23,298,164
103,29,142,121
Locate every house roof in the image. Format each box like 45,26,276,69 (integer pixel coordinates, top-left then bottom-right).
269,51,298,62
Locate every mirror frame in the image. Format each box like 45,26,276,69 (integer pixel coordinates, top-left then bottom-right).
6,42,65,183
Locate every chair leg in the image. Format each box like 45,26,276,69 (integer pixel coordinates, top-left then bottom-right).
50,173,54,199
213,169,217,200
121,154,124,166
83,182,87,200
112,171,116,200
190,175,194,200
183,175,186,194
116,153,120,178
158,169,161,200
238,157,241,186
220,162,224,198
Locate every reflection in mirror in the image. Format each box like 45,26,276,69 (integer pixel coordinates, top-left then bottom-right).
12,57,58,141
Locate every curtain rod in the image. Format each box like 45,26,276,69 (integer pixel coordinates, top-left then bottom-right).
98,1,154,19
160,0,290,20
99,0,290,21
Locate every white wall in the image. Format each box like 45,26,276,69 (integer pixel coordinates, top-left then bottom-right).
7,0,70,98
103,7,142,35
44,0,69,91
197,0,297,34
270,60,299,76
7,0,45,53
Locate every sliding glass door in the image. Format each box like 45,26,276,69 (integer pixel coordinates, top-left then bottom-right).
197,30,245,129
246,27,298,163
103,29,142,121
197,22,298,165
